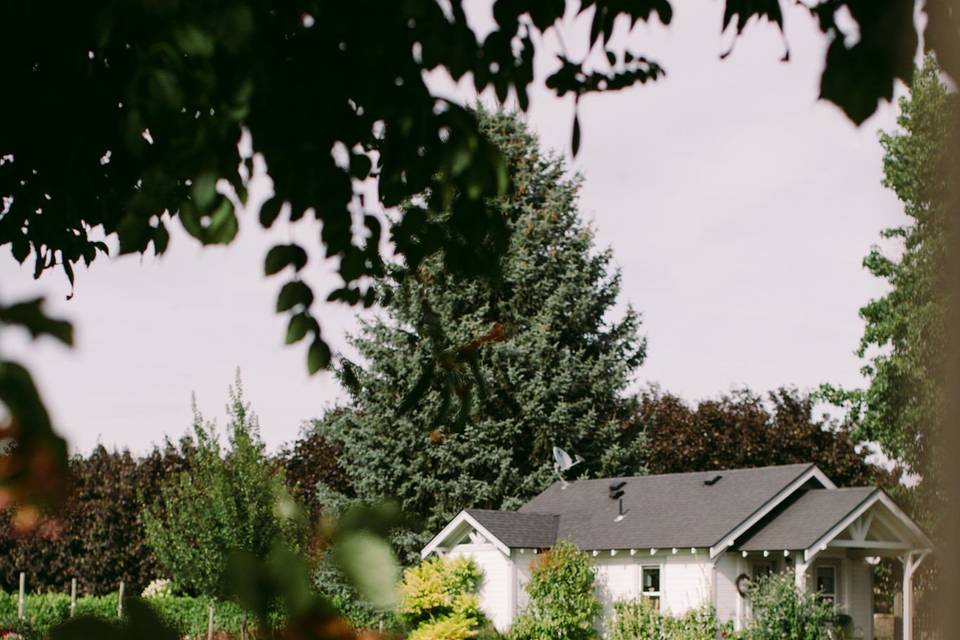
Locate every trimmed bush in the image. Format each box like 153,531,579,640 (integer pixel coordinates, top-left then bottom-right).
609,599,733,639
398,555,487,640
510,541,602,640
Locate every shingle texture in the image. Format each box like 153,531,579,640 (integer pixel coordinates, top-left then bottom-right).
465,509,559,549
516,463,818,550
737,487,878,551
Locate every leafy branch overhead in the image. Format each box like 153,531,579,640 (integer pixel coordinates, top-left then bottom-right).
0,0,943,376
0,0,953,529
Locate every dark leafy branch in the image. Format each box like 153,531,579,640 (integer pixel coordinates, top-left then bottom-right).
0,0,953,545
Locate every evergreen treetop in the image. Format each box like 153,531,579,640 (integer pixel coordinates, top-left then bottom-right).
321,111,646,560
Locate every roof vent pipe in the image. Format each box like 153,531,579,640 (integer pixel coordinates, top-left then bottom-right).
610,481,627,522
704,474,723,486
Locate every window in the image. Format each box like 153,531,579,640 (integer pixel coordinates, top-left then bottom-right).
641,566,661,610
752,561,776,581
816,566,837,606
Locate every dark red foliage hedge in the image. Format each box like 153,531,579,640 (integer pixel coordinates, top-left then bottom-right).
638,386,900,488
276,421,353,523
0,441,191,595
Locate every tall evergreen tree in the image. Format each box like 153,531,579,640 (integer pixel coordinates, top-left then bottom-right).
320,112,646,560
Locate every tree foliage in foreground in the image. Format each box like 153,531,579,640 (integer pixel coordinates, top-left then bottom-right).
823,57,953,484
322,112,646,560
0,0,951,524
142,378,307,597
638,385,897,488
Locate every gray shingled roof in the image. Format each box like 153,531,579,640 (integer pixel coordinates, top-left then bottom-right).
516,463,820,550
737,487,878,551
466,509,560,549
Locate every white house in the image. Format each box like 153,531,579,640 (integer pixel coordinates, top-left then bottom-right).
421,463,932,640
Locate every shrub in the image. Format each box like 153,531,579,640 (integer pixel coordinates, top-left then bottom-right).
510,541,602,640
745,572,838,640
140,579,172,599
398,555,486,640
314,558,397,633
142,377,307,597
609,599,733,640
0,592,256,639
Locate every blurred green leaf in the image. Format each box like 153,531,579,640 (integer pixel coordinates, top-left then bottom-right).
265,244,308,276
330,531,399,610
307,338,331,374
276,281,314,312
0,298,73,345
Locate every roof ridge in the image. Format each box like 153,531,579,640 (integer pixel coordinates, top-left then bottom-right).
550,462,815,485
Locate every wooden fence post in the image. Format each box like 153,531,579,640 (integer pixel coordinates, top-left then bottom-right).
117,581,125,619
207,602,214,640
70,578,77,617
17,572,24,620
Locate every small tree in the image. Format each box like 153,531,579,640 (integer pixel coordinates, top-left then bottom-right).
142,375,306,597
511,540,601,640
746,573,837,640
397,555,487,640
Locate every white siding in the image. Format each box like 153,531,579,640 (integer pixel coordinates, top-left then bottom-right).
845,558,874,640
661,554,712,616
715,552,741,626
447,544,515,632
514,552,534,612
444,545,876,639
593,555,639,627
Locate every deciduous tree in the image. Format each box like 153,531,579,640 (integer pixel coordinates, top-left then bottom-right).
142,377,306,597
822,57,953,482
637,385,896,488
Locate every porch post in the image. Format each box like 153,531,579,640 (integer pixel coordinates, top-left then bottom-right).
902,551,929,640
902,554,913,640
794,560,807,592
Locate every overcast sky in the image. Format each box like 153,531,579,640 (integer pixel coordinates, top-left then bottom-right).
1,2,907,455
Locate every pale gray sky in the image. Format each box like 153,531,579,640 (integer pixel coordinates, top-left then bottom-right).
1,2,906,454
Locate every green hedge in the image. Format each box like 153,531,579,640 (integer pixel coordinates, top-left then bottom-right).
608,600,734,640
0,592,254,639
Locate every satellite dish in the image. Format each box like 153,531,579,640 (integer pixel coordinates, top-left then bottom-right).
553,446,583,487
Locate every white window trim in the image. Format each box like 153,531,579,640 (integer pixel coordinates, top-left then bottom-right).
639,564,663,605
814,562,841,609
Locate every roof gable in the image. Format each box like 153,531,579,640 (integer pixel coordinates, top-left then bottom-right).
738,487,879,551
465,509,559,549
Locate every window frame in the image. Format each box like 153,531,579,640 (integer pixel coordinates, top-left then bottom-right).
750,559,778,581
640,564,662,610
815,564,839,607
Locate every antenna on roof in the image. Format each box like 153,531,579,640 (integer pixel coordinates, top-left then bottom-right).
553,446,584,489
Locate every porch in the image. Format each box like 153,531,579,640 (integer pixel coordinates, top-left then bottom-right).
737,487,932,640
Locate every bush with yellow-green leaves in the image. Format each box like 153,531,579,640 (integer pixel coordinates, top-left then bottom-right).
397,555,489,640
